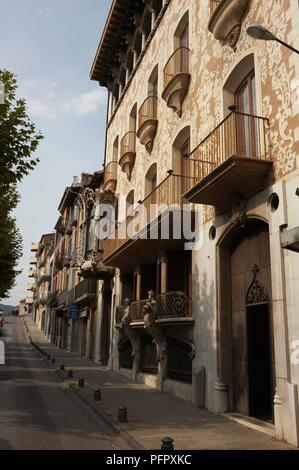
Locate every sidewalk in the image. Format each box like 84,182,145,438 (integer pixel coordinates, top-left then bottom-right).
23,317,295,450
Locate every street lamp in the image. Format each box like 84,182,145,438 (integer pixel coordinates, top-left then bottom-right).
247,23,299,54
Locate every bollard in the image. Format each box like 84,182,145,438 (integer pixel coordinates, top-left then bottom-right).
47,354,51,360
117,406,128,423
52,358,56,364
161,437,174,451
93,389,102,402
78,378,85,388
60,364,65,371
67,369,73,379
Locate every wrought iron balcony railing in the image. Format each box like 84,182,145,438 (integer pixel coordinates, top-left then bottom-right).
163,47,190,89
57,290,67,307
138,96,158,130
183,111,270,187
104,173,194,262
120,131,136,158
157,291,191,319
75,279,97,302
104,160,118,191
127,291,191,324
130,300,148,323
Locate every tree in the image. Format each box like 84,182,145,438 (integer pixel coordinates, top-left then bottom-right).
0,70,43,299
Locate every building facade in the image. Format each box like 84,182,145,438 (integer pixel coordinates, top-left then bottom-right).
47,172,115,360
31,235,55,331
90,0,299,446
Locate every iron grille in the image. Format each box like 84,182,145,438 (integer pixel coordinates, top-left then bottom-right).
130,300,147,322
166,337,192,384
119,340,133,370
157,291,190,319
140,335,158,375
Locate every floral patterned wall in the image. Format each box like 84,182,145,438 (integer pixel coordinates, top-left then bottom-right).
105,0,298,221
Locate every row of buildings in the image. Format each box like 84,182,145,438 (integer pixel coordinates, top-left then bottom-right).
25,0,299,447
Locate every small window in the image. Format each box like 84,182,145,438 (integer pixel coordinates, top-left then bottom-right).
148,64,159,97
174,11,189,50
145,163,157,199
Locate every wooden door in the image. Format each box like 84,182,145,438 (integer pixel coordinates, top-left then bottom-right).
230,221,274,419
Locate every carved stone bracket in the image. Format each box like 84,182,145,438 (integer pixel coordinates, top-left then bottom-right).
119,299,141,380
96,189,116,208
246,264,269,306
83,188,96,209
231,193,248,228
143,291,167,386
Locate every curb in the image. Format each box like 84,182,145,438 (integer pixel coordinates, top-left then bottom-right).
26,322,143,450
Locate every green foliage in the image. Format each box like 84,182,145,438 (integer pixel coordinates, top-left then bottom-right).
0,70,43,299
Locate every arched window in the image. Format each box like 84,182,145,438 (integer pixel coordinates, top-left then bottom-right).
174,11,189,50
130,103,137,133
148,64,159,97
223,54,255,115
145,163,157,199
172,126,191,176
126,190,135,216
113,136,119,162
223,54,258,156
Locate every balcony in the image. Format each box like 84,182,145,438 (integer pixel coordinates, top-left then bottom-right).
208,0,251,50
103,161,118,192
66,287,76,306
103,173,195,271
39,292,49,305
120,132,136,181
137,96,158,153
129,291,191,325
29,257,37,265
54,251,64,269
28,270,35,278
31,243,39,253
74,279,97,305
162,47,190,117
57,290,67,308
38,267,52,284
183,111,272,213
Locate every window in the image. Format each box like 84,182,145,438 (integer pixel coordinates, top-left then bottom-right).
126,190,135,217
174,11,189,50
148,64,159,97
113,136,119,162
145,163,157,200
130,103,137,133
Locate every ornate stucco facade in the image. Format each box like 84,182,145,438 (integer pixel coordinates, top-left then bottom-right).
90,0,299,447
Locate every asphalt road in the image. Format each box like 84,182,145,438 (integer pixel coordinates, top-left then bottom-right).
0,316,129,450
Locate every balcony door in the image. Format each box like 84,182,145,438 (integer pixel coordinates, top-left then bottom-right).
235,71,259,157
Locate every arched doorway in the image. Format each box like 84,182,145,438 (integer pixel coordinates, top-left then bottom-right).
218,219,275,422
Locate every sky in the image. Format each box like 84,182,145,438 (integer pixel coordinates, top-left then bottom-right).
0,0,112,306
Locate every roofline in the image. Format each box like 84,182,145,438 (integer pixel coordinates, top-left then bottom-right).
90,0,117,82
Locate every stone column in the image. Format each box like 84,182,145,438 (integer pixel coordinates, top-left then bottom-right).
135,266,142,301
160,254,168,294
